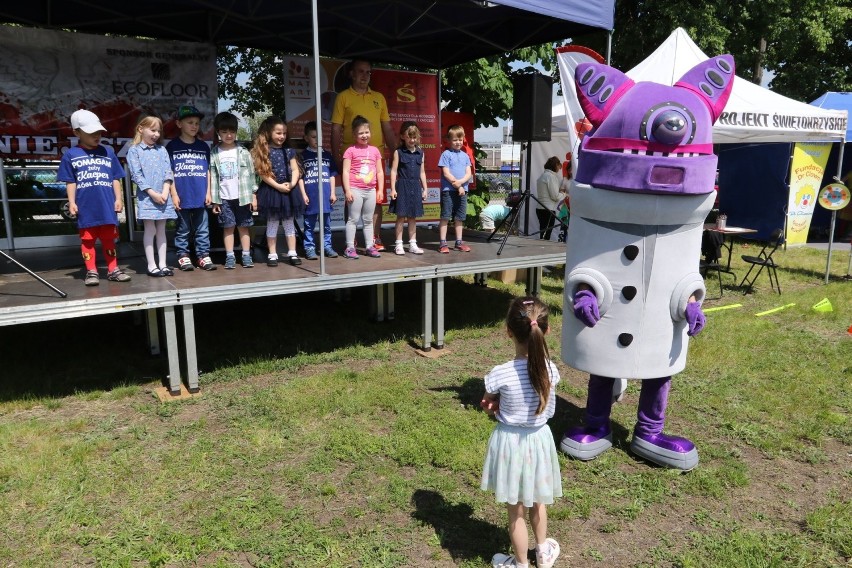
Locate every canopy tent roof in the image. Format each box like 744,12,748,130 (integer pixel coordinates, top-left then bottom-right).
811,92,852,140
626,28,847,144
0,0,614,69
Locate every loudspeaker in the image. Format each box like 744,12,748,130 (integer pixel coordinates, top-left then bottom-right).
512,73,552,142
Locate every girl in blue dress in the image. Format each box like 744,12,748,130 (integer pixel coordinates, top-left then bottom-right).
481,296,562,568
251,116,305,266
128,115,177,276
389,121,428,255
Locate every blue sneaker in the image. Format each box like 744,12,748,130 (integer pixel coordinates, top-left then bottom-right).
224,255,236,269
304,247,318,260
241,254,254,268
324,247,339,258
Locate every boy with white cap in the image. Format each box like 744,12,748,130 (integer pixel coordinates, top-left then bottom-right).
57,109,131,285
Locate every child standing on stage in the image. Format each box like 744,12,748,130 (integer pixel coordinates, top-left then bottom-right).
298,121,339,259
166,105,216,271
480,296,562,568
438,124,473,253
128,115,177,277
251,116,304,267
210,112,257,269
342,115,384,259
58,110,132,286
389,121,428,255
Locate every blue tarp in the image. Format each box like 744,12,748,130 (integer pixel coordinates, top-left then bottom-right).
811,92,852,140
717,143,792,241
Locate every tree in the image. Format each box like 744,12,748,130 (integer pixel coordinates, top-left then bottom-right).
610,0,851,102
217,46,288,118
439,43,564,130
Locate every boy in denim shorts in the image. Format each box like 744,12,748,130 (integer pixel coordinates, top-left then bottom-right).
437,124,473,253
210,112,257,269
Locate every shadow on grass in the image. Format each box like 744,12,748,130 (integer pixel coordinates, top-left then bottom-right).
429,377,484,408
0,278,522,402
411,489,506,564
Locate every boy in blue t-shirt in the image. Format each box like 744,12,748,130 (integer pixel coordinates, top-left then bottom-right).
166,105,216,271
437,124,473,253
298,121,339,259
57,109,131,286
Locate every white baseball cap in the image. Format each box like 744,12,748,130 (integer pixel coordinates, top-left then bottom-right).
70,110,107,134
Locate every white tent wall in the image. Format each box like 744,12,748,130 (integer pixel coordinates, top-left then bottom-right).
518,131,571,241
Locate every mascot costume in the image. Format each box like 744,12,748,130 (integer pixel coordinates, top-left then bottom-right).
559,55,735,471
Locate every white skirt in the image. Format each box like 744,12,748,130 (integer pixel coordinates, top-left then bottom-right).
481,422,563,507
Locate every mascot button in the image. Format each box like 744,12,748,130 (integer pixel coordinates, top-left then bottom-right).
618,333,634,346
623,245,639,261
622,286,637,301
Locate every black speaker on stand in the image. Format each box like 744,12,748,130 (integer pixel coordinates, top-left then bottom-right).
512,73,553,142
488,73,558,254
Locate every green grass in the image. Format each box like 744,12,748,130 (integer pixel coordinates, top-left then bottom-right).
0,244,849,566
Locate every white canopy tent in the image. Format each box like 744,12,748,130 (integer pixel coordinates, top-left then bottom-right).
627,28,847,144
523,28,849,239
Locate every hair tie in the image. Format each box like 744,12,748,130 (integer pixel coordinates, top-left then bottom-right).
530,320,538,327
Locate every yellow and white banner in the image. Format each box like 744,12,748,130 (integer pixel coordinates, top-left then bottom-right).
786,142,831,245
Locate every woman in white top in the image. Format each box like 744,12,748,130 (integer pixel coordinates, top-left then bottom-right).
534,156,564,240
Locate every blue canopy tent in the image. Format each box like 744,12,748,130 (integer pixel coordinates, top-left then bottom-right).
809,93,852,238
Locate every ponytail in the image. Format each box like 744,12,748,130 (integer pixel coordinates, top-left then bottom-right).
506,296,551,414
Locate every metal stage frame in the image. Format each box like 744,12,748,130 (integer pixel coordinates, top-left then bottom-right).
0,230,564,397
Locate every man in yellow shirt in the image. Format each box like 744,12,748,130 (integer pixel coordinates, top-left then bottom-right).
331,59,397,250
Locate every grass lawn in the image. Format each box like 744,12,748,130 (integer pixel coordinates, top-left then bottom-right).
0,243,849,567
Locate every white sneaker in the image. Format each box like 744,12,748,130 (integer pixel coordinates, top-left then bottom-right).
394,243,405,255
408,242,424,254
536,538,560,568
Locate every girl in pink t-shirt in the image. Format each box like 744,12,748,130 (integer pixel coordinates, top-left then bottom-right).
342,115,384,259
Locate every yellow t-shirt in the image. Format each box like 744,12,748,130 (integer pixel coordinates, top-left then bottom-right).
331,86,391,153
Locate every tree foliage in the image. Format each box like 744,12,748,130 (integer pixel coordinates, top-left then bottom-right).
611,0,851,102
216,2,851,126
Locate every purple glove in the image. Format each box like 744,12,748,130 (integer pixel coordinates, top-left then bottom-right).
685,302,706,336
573,289,600,328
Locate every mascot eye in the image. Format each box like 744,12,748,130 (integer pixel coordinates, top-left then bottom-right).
640,103,697,145
651,110,689,145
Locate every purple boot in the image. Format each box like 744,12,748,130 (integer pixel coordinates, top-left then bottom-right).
630,377,699,470
560,375,615,460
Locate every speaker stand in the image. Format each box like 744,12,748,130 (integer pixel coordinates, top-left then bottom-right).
487,142,564,255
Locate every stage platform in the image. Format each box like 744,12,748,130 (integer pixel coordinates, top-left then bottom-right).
0,227,565,396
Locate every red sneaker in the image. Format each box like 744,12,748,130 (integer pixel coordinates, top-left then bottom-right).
439,244,450,254
454,242,472,252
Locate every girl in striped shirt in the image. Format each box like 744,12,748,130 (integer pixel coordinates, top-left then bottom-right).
480,296,562,568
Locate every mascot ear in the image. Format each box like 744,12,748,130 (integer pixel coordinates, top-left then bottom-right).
674,55,735,123
574,62,635,128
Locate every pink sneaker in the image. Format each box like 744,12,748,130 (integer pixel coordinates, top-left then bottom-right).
343,247,359,260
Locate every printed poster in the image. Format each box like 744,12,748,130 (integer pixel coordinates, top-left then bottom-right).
0,25,217,160
284,57,441,225
786,142,831,245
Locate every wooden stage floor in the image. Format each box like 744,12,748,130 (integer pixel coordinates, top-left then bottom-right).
0,227,566,395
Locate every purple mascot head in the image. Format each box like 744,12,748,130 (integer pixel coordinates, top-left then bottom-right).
574,55,735,195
